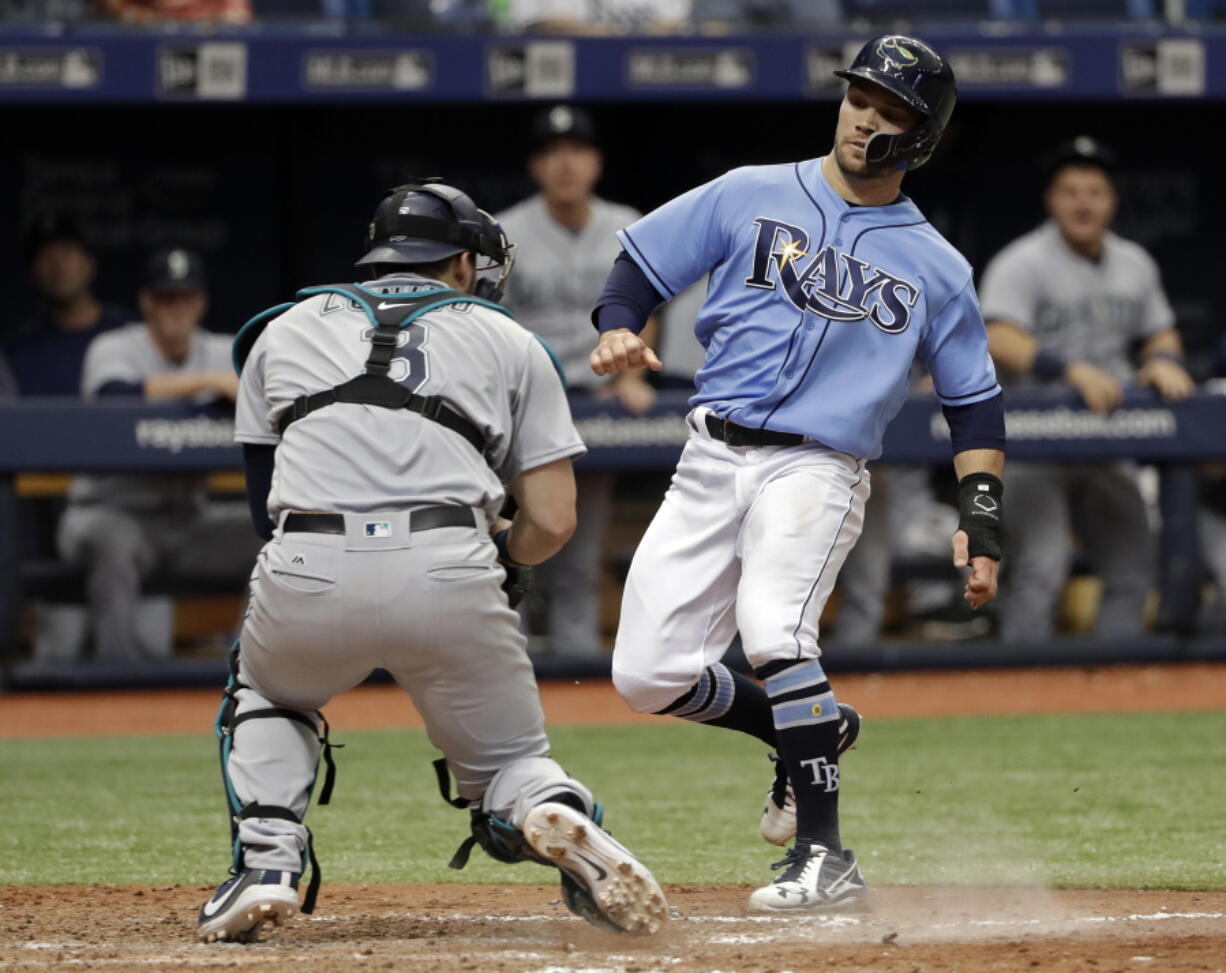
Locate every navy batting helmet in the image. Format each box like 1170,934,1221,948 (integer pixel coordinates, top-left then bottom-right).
357,177,516,302
834,35,957,171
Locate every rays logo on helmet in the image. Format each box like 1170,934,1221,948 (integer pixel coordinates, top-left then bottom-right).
876,36,919,71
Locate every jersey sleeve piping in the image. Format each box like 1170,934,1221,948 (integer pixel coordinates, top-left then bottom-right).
934,381,1002,407
234,430,281,445
617,228,676,299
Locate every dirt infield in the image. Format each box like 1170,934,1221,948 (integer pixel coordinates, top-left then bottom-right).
5,661,1226,738
6,664,1226,971
3,884,1225,972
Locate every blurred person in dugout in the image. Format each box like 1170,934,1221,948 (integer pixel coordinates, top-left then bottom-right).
979,137,1195,642
54,248,262,661
4,215,130,396
497,105,657,655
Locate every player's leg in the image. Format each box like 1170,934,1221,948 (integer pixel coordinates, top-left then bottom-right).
388,526,666,933
1075,462,1154,639
56,504,157,661
529,470,613,655
999,463,1072,643
200,530,374,943
737,448,870,911
612,428,776,746
166,502,265,583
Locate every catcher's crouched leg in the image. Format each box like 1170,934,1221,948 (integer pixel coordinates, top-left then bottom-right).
446,756,668,935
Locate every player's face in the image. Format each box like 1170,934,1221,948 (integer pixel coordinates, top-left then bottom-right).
1045,165,1116,248
140,288,207,356
30,240,95,306
529,138,603,206
833,81,922,179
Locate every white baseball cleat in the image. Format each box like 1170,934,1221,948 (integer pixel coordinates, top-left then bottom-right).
760,702,862,846
196,868,301,943
748,842,867,912
523,801,668,935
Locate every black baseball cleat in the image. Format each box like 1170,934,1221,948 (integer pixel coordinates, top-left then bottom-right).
523,802,668,935
748,842,867,912
197,868,301,943
760,702,861,846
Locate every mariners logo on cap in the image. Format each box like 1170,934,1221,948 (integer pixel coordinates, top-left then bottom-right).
168,249,190,280
548,105,574,133
877,36,919,70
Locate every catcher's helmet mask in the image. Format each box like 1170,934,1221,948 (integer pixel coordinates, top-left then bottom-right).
357,177,516,303
834,35,957,172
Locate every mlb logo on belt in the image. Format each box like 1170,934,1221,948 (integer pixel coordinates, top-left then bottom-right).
364,521,392,538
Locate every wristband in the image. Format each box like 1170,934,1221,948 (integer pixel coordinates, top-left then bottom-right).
1032,348,1068,381
957,472,1003,561
493,528,523,567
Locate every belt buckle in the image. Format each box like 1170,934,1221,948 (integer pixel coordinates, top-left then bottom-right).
722,421,751,447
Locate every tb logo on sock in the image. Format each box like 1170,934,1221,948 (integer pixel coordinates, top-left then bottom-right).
799,756,840,792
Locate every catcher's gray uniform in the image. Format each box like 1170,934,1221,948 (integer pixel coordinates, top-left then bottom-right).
226,273,595,877
497,194,640,655
980,220,1172,640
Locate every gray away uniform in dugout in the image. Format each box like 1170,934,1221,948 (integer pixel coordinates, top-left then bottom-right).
227,275,592,873
496,195,640,655
57,324,259,661
978,220,1173,641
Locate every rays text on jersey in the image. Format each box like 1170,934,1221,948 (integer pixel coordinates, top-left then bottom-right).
745,217,920,333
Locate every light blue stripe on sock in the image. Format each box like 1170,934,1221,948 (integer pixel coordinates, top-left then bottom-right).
671,669,712,718
771,690,838,730
683,663,734,722
764,659,827,698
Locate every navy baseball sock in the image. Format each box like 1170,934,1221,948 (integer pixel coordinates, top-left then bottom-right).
758,658,843,853
655,663,777,748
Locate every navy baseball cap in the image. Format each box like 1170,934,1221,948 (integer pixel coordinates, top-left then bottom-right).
530,105,598,152
1043,136,1117,184
144,247,207,293
23,213,88,263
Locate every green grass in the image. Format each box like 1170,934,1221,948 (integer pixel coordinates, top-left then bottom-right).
3,711,1225,890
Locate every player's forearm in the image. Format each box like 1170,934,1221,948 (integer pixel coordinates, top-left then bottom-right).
143,372,220,401
985,321,1038,375
1139,328,1185,363
953,448,1004,480
505,458,578,565
591,250,666,335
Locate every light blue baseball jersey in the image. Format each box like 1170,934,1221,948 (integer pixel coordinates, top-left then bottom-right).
618,157,1000,459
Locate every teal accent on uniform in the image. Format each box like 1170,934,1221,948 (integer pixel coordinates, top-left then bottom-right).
764,659,828,698
232,302,295,375
532,335,567,389
771,690,838,730
232,282,517,379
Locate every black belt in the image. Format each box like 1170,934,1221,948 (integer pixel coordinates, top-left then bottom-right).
283,507,476,535
704,413,807,447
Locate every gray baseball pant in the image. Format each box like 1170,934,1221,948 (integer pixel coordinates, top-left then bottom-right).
1000,461,1154,642
225,510,592,874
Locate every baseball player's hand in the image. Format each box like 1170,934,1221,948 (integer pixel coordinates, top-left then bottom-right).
598,371,657,415
590,329,663,377
952,529,998,609
1137,358,1195,402
1065,361,1123,416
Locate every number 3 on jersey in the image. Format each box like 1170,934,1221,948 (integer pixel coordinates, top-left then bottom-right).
363,325,429,392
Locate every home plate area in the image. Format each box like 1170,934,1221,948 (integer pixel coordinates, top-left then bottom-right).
4,884,1226,972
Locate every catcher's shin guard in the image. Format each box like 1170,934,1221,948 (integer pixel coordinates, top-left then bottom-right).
214,643,343,913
